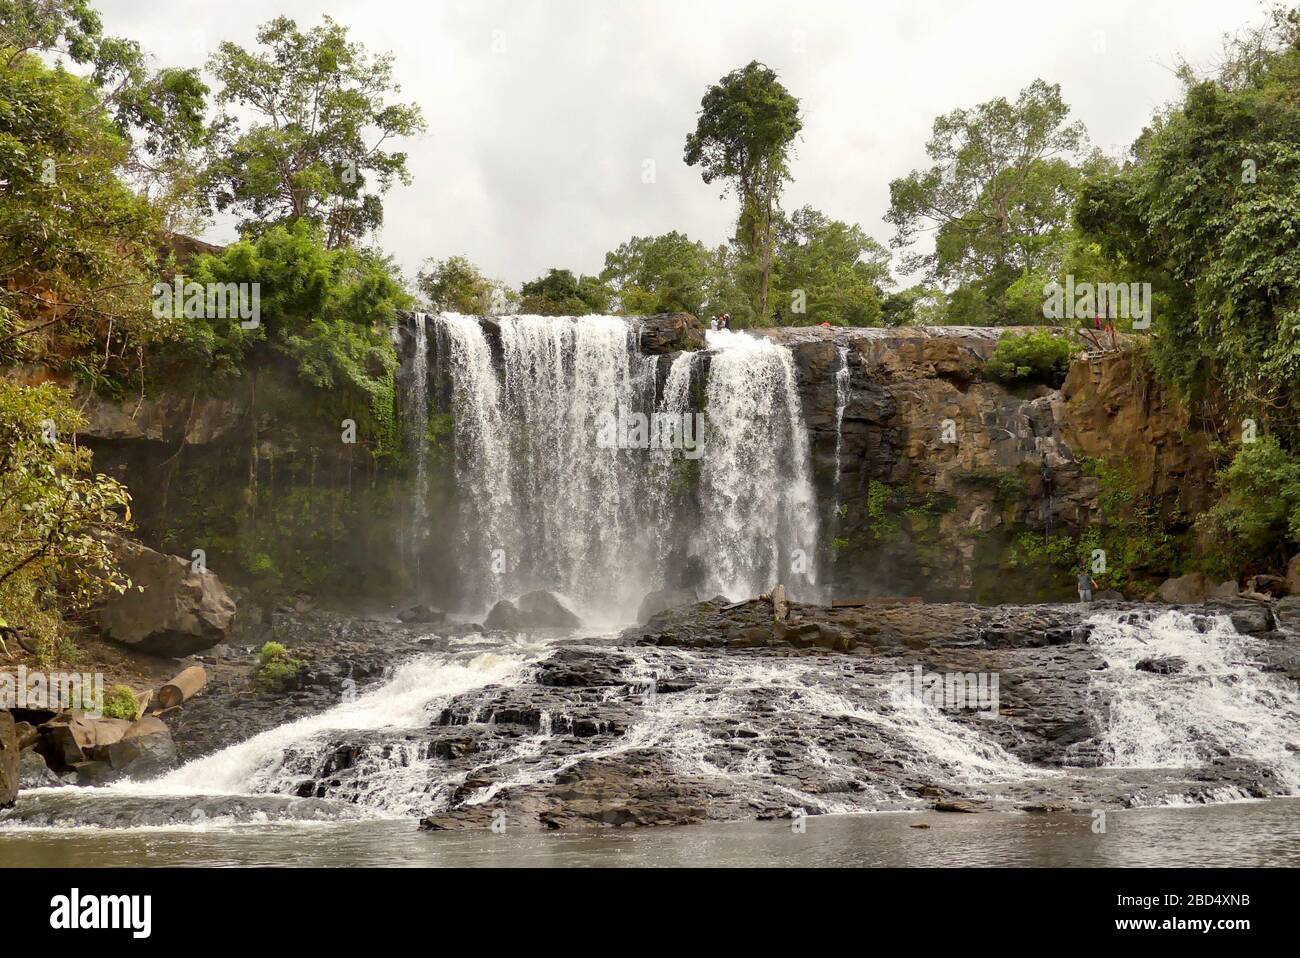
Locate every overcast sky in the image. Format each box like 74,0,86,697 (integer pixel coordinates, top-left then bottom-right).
101,0,1262,287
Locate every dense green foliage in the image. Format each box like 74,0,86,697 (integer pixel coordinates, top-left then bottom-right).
601,232,714,316
101,684,138,719
417,256,510,314
204,16,425,249
0,382,131,663
1201,437,1300,572
1076,6,1300,574
887,79,1089,325
519,268,612,315
252,640,305,691
984,330,1079,385
769,207,892,326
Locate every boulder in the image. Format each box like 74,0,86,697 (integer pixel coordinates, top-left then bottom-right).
1221,602,1274,635
485,591,581,631
636,312,705,354
18,749,63,789
1276,596,1300,631
398,604,446,625
1095,589,1125,601
1,711,17,807
1246,574,1288,599
106,718,177,778
37,714,132,769
636,588,698,626
1136,656,1187,675
99,537,237,656
1155,572,1211,604
1288,555,1300,597
1210,580,1240,600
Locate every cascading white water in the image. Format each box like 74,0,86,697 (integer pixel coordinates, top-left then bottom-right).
833,345,850,502
111,647,542,805
494,315,657,614
1086,609,1300,793
427,314,821,616
404,316,430,566
695,329,820,601
437,312,514,598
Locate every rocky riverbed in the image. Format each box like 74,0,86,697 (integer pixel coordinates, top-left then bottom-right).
6,591,1298,832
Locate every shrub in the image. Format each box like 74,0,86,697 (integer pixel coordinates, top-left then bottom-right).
985,330,1079,385
1199,436,1300,573
252,640,305,691
102,685,139,720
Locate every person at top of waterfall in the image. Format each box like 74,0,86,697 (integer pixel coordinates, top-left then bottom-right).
709,316,718,331
720,313,731,330
1077,569,1095,604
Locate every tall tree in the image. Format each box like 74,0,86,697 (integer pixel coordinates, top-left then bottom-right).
770,207,892,326
886,79,1087,323
684,61,801,322
204,16,425,249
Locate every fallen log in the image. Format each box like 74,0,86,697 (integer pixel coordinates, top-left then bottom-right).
156,666,207,710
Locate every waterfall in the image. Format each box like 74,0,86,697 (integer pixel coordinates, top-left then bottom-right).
437,312,513,601
418,314,821,617
695,329,820,601
833,345,850,498
1086,609,1300,794
404,316,430,567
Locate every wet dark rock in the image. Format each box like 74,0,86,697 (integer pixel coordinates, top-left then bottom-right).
636,312,706,354
636,587,698,625
398,604,446,624
1136,656,1187,675
484,591,581,631
0,711,17,807
18,749,63,788
105,718,179,778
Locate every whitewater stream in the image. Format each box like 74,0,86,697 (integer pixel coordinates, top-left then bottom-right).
4,607,1299,865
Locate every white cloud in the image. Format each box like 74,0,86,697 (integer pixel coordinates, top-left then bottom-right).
100,0,1260,286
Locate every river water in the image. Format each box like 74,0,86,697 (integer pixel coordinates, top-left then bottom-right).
2,800,1297,867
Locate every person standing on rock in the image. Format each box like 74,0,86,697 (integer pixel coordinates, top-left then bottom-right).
1077,569,1095,604
709,316,718,331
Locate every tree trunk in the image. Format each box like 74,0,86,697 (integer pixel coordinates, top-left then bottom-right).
157,666,207,710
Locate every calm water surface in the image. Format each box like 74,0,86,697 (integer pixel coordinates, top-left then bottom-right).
3,800,1299,867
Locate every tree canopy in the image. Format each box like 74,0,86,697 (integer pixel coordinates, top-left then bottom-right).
685,61,801,321
204,16,426,249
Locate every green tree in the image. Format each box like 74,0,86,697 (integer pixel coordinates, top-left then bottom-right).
684,61,802,322
417,256,505,314
1076,7,1300,437
1201,436,1300,573
886,79,1088,324
0,381,132,661
770,207,892,326
881,285,947,327
204,16,426,249
0,50,167,380
600,231,712,316
519,268,612,315
175,221,410,457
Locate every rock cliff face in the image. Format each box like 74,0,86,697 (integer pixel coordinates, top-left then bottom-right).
72,355,412,606
758,326,1214,601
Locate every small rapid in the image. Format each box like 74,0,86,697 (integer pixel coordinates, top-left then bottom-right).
1085,609,1300,793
